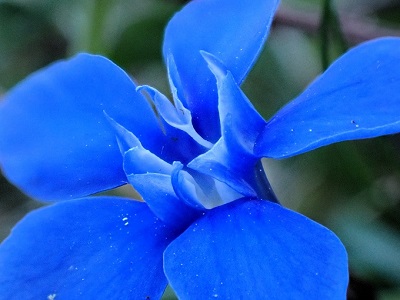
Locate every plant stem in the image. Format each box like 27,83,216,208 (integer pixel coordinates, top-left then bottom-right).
85,0,112,54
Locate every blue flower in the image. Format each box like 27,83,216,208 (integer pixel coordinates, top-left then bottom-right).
0,0,399,298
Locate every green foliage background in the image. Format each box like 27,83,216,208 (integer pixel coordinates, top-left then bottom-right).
1,0,400,299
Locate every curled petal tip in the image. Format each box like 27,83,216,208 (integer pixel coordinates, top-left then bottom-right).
200,50,229,80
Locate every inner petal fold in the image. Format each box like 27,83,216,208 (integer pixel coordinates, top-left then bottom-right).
137,85,213,149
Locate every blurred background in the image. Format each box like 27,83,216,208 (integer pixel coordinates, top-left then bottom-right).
0,0,400,299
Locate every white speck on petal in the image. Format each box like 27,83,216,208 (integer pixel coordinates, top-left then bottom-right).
47,294,56,300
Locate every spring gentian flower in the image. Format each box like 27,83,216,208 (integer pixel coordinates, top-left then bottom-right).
1,0,400,298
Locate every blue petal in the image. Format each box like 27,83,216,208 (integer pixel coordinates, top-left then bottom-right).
105,115,175,176
171,161,243,209
0,54,164,200
166,54,186,116
107,117,173,176
255,37,400,158
163,0,279,142
188,139,257,198
137,85,213,150
187,53,269,199
0,197,176,299
170,162,208,209
136,85,209,164
127,172,203,230
164,198,349,299
202,51,267,161
124,147,173,175
103,112,143,154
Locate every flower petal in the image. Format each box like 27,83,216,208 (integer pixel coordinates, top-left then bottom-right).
127,172,203,230
124,147,173,175
256,37,400,158
171,162,208,209
188,139,257,198
163,0,279,142
164,198,349,299
0,197,176,299
0,53,164,200
188,53,276,201
171,161,242,209
137,85,213,150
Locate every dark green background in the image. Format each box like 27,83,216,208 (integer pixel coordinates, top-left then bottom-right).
1,0,400,299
